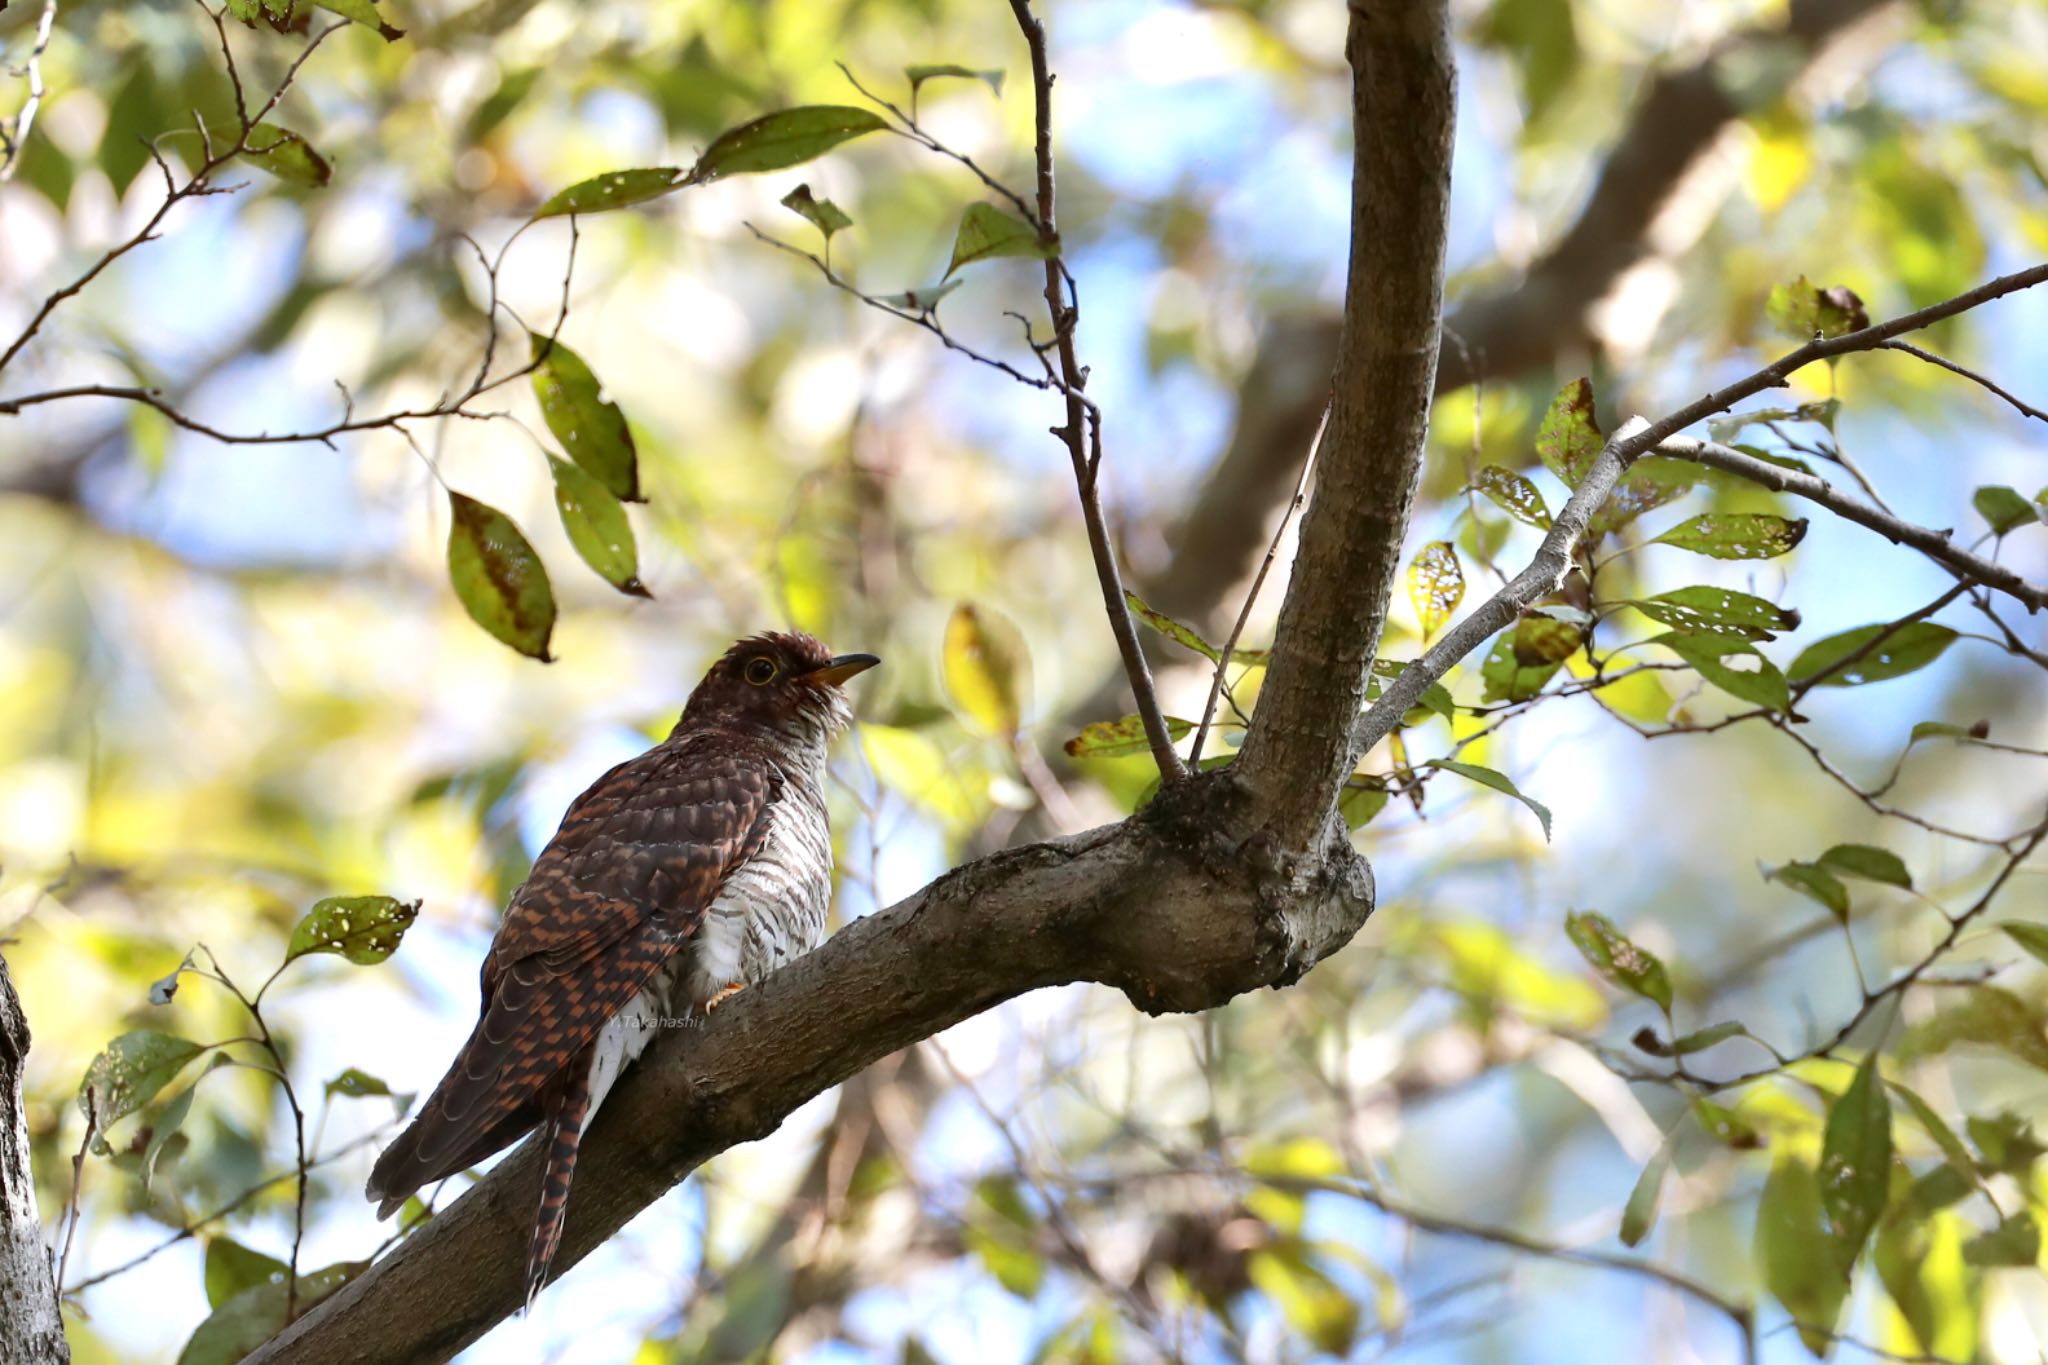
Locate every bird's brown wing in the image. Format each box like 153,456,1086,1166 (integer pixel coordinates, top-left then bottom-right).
366,736,779,1215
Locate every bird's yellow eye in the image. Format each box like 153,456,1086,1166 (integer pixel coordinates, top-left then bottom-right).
744,656,778,685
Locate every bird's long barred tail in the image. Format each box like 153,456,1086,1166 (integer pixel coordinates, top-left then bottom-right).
524,1047,594,1313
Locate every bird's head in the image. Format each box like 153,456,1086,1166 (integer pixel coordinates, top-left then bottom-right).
676,630,879,744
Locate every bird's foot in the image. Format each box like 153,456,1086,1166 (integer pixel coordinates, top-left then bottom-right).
703,981,746,1012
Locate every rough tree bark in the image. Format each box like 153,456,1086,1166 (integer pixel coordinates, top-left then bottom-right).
1,954,70,1365
243,4,1455,1360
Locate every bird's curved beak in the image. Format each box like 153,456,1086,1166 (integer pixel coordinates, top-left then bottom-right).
807,652,881,686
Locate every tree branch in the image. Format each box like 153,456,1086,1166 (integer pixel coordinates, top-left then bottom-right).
0,953,69,1365
1232,0,1455,851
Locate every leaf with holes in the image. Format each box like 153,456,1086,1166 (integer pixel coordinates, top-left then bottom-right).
285,895,419,966
684,106,889,184
1063,714,1194,758
943,603,1032,737
535,167,684,218
1815,844,1911,889
1972,485,2038,535
1428,759,1551,839
1628,587,1799,640
946,202,1055,278
1565,911,1672,1013
1407,541,1463,638
1789,622,1956,688
1766,276,1868,339
448,493,556,661
1651,631,1790,713
530,333,639,502
549,459,646,598
1819,1052,1892,1269
1536,377,1602,486
78,1031,204,1129
1767,861,1850,922
1471,466,1551,528
1650,513,1807,560
1589,458,1698,537
780,183,852,244
242,127,331,188
1479,628,1567,702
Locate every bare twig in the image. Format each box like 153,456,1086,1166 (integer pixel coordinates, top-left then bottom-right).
1881,340,2048,425
54,1085,96,1292
0,0,58,182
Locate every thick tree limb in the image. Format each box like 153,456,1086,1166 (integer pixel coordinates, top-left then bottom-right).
0,953,70,1365
1232,1,1454,851
244,801,1373,1363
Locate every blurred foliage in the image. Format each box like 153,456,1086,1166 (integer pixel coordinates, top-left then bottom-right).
2,0,2047,1361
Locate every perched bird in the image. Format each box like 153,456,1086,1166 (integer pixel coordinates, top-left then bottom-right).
364,631,878,1308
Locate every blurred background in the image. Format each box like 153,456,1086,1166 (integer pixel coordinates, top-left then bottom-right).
2,0,2047,1360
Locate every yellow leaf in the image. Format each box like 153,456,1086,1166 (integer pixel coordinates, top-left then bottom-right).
942,603,1031,736
1407,542,1463,639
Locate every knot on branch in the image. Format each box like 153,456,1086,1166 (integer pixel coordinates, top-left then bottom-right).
1095,772,1375,1015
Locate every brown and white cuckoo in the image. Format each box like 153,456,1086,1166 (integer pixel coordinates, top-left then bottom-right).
364,631,878,1307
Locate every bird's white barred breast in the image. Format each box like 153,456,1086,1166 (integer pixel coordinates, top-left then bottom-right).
582,775,833,1130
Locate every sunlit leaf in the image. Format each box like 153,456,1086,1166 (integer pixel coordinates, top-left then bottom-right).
1428,759,1552,839
549,458,647,597
1406,541,1463,638
1966,1112,2046,1175
78,1031,204,1128
1693,1096,1763,1148
1755,1155,1849,1356
535,167,684,218
1766,276,1868,339
1121,592,1260,663
180,1261,365,1364
1814,844,1910,889
1062,714,1193,757
1479,627,1566,702
943,603,1032,736
530,333,639,502
1248,1246,1359,1355
1627,586,1799,639
780,183,852,243
1649,513,1807,559
1885,1081,1982,1196
1535,376,1602,486
1819,1052,1891,1269
1564,911,1671,1012
242,126,332,188
1338,779,1390,829
1650,631,1789,712
1901,986,2048,1073
946,202,1056,277
1963,1212,2040,1267
285,894,420,966
872,279,962,312
1589,458,1698,537
1620,1145,1669,1248
1788,622,1956,687
684,106,889,184
312,0,402,40
1471,465,1551,528
2003,922,2048,966
1971,485,2038,534
447,492,556,661
1430,921,1605,1029
860,724,981,830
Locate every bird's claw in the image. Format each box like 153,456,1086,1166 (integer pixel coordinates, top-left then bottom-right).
703,981,746,1012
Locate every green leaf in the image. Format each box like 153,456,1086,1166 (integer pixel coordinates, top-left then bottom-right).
1694,1096,1763,1148
1634,1020,1748,1057
1338,780,1390,829
1814,843,1911,889
530,333,639,502
684,105,889,184
1766,276,1869,340
1564,911,1672,1012
535,167,685,218
1901,986,2048,1073
1620,1145,1670,1248
1589,458,1698,537
1767,861,1850,923
1121,592,1258,663
1471,465,1551,528
1535,377,1602,486
203,1238,288,1311
311,0,403,40
906,64,1004,100
942,603,1032,737
142,1068,210,1194
1369,661,1456,725
2002,922,2048,966
1819,1052,1892,1269
447,491,557,661
241,126,331,188
324,1068,393,1100
180,1261,364,1364
1964,1212,2040,1267
1971,484,2038,535
872,279,962,312
1885,1080,1982,1192
548,458,647,597
285,894,420,966
1478,627,1566,702
1406,541,1463,638
78,1031,204,1128
1062,714,1193,758
1628,586,1799,639
1755,1155,1849,1356
1967,1112,2046,1175
1788,622,1957,688
1706,400,1840,444
1649,513,1808,560
779,183,852,242
1428,759,1552,840
1909,718,1988,744
1650,631,1789,712
945,202,1055,278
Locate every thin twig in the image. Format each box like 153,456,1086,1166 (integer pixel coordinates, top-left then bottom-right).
0,0,59,182
1882,340,2048,425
